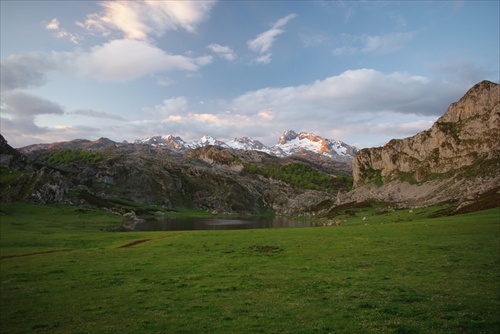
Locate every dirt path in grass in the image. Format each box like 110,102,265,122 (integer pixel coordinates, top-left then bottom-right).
117,234,179,248
118,239,152,248
1,235,180,259
0,249,73,260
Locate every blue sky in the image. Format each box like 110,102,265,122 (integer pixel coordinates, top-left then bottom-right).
1,1,498,148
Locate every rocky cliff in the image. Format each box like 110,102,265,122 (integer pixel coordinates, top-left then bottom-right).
344,80,499,206
1,137,350,216
0,134,30,170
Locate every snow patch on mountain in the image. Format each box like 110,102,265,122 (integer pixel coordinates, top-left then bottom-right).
135,130,357,162
188,135,228,149
274,130,356,158
226,137,272,154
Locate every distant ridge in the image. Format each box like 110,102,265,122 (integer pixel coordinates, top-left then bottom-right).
135,130,358,162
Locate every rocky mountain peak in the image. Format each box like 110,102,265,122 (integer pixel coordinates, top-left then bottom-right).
439,80,498,123
134,130,358,162
278,130,299,144
227,137,268,151
345,80,499,207
274,130,357,160
190,135,228,148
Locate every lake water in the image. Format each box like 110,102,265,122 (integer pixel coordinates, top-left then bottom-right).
126,216,321,231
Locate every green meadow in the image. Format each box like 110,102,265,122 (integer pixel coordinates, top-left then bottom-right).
1,203,499,333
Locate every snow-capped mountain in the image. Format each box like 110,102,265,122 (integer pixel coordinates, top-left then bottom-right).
226,137,272,154
134,130,357,161
274,130,357,158
134,135,188,150
188,135,229,149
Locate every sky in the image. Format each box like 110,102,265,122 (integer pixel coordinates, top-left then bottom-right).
1,1,498,149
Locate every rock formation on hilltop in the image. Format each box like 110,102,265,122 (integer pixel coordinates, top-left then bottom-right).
341,80,499,207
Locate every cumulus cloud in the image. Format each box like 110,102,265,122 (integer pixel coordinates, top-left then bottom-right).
2,39,211,85
228,68,468,119
128,68,469,147
0,53,57,92
0,91,67,146
77,0,217,40
248,13,297,64
211,68,468,146
76,39,211,81
2,91,64,117
207,43,237,61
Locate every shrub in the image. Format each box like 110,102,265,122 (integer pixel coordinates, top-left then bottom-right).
243,162,352,192
48,149,104,165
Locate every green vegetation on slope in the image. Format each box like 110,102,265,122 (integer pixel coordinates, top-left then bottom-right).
1,203,499,333
244,161,352,192
48,149,104,164
0,168,27,186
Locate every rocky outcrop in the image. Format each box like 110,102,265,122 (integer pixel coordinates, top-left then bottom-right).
2,136,340,215
1,135,67,204
0,134,30,170
1,167,68,204
345,80,499,206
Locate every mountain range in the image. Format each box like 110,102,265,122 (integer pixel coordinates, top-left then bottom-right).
134,130,358,162
1,80,498,216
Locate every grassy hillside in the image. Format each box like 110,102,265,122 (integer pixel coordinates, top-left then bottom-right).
1,203,499,333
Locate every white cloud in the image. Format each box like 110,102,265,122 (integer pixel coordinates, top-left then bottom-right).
152,75,176,87
78,0,217,40
333,32,415,56
229,68,467,126
219,69,470,146
332,46,358,56
0,91,67,146
44,18,81,44
75,39,209,81
428,59,496,84
361,32,415,54
257,110,274,120
255,53,273,64
1,40,208,89
45,18,60,30
129,68,469,147
207,43,237,61
372,120,436,137
2,91,64,117
247,13,297,63
145,96,189,117
299,32,329,47
0,53,56,92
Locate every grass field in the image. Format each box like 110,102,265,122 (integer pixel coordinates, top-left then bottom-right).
1,203,499,333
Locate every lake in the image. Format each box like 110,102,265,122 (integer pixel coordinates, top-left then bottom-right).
124,216,322,231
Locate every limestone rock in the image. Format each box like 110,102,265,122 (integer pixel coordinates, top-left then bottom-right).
346,80,499,206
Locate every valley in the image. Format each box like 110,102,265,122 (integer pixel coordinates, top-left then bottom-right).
0,80,499,333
